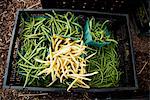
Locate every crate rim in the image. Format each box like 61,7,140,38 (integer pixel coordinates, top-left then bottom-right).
3,85,138,92
19,8,128,16
3,9,138,92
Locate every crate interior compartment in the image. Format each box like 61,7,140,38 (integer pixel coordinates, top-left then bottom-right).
3,9,138,92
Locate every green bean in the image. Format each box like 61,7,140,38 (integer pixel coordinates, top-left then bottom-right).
20,73,38,78
69,30,76,37
69,14,74,22
19,66,29,72
101,20,109,29
99,83,113,88
64,25,69,36
24,21,31,27
103,61,113,75
106,39,118,44
53,19,61,34
34,18,46,26
18,42,45,63
96,65,104,84
65,16,72,35
28,47,46,60
45,13,53,19
23,69,32,87
18,51,33,66
28,70,41,85
110,63,119,81
20,28,30,34
52,10,59,19
34,23,42,34
57,22,64,29
29,39,46,58
52,23,55,34
42,49,47,60
71,16,78,22
56,19,67,24
41,26,51,42
24,33,43,38
18,63,44,69
71,22,82,29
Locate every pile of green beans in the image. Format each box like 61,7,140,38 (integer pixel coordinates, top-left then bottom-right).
17,16,51,87
17,11,83,87
45,11,83,38
89,17,118,44
85,17,121,87
87,43,121,88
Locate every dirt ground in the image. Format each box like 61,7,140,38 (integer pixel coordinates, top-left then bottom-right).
0,0,149,99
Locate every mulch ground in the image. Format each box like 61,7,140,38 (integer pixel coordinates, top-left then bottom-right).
0,0,149,99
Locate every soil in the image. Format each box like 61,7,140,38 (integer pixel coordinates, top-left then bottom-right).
130,15,150,92
0,0,149,99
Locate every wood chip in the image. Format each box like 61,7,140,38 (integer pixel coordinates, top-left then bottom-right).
18,93,48,97
138,61,148,75
27,2,41,9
